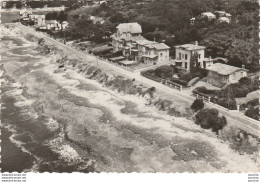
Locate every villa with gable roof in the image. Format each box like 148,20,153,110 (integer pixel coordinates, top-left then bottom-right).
206,63,248,87
111,22,170,65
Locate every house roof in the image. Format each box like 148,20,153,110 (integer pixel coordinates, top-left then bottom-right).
201,12,216,18
29,14,45,18
151,43,170,50
46,20,59,24
175,44,205,51
143,55,158,59
20,9,32,15
218,17,230,22
206,63,248,75
116,23,142,34
121,35,146,42
112,35,146,43
136,40,170,50
135,40,153,45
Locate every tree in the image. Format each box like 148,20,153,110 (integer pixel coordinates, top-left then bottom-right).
195,108,227,134
190,52,199,73
191,98,204,112
245,107,259,121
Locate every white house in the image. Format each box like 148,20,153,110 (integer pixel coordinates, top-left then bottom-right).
45,20,68,31
29,14,46,27
61,21,69,30
20,8,33,21
206,63,248,87
45,20,61,31
111,22,170,65
135,40,170,65
174,42,213,71
111,22,143,52
215,11,232,20
200,12,216,20
190,17,195,25
218,17,231,23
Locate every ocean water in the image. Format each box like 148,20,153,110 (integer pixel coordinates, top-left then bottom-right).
1,35,95,172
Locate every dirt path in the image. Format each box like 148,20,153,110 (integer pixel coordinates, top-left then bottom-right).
14,23,260,137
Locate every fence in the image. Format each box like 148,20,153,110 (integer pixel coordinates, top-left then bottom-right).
192,93,211,102
163,80,183,91
141,72,183,91
100,57,135,72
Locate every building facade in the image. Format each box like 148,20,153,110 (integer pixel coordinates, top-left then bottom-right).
111,23,170,65
29,14,46,27
206,63,248,87
174,42,213,71
111,22,143,52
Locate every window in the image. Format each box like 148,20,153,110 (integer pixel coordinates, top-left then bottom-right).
160,53,163,57
198,54,201,59
179,53,181,59
185,62,187,68
185,54,187,60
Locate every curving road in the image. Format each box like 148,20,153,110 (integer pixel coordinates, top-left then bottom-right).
16,23,260,137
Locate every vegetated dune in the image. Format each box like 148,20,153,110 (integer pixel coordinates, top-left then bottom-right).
1,24,259,173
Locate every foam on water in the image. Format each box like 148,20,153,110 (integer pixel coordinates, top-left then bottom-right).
44,117,60,132
3,124,42,165
47,132,82,164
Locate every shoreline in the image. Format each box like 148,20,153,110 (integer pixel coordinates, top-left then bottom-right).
1,24,260,172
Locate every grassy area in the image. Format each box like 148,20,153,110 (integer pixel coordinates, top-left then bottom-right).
142,65,207,86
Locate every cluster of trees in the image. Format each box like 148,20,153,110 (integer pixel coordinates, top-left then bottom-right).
195,108,227,133
46,11,68,22
245,107,259,121
194,77,259,100
63,0,258,72
193,77,259,110
2,1,23,9
2,0,82,9
218,77,259,98
144,63,207,86
34,0,258,72
240,98,259,121
191,98,204,112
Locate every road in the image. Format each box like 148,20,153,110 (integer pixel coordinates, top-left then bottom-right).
17,23,260,137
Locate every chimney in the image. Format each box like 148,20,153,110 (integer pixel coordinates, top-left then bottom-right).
195,41,198,45
153,38,156,42
242,64,245,69
209,56,211,60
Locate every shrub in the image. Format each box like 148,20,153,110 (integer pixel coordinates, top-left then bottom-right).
195,108,227,133
191,98,204,112
154,65,173,79
171,77,188,86
220,77,260,98
245,107,259,121
193,86,217,96
141,71,162,83
241,99,259,110
216,98,237,110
